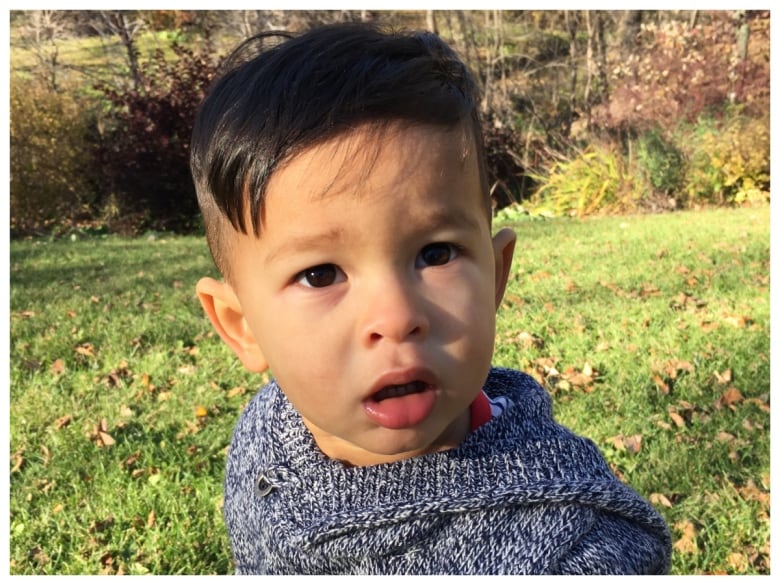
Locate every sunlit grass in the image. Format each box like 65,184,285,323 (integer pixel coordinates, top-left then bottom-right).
10,205,769,574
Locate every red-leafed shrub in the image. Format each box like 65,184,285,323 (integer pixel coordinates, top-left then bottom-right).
93,43,218,234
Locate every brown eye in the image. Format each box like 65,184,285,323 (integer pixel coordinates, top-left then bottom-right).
297,264,341,288
418,243,457,267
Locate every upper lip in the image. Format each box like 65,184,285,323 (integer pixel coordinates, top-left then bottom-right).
366,366,437,401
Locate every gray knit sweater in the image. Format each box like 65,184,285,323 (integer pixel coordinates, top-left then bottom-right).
224,367,672,574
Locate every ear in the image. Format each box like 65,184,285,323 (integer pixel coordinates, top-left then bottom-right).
491,228,517,310
195,277,269,372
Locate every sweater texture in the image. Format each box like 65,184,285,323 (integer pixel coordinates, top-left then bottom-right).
224,367,672,574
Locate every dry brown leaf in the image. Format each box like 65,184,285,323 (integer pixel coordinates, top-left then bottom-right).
54,414,72,429
714,369,733,385
608,434,643,454
744,397,770,413
716,431,736,443
11,451,24,473
227,386,246,398
727,552,749,573
147,509,156,528
699,320,720,332
28,546,50,566
51,358,65,375
530,270,552,281
98,431,115,447
649,492,673,508
673,520,698,554
515,331,544,349
717,387,744,410
665,359,694,378
722,313,752,328
75,343,95,357
652,374,670,395
668,411,686,428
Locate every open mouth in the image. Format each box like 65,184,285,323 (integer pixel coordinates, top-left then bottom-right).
372,381,429,402
364,372,438,429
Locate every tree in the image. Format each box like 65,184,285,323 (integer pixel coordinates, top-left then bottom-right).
93,11,146,90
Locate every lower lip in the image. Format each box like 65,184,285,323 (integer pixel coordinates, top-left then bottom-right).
363,387,437,429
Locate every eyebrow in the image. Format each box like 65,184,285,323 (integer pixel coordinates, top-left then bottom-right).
263,205,482,265
263,228,345,265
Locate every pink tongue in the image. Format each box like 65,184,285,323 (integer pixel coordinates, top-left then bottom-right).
364,389,436,429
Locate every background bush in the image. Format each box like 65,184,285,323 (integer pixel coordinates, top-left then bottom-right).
676,113,770,206
8,10,770,235
9,77,98,236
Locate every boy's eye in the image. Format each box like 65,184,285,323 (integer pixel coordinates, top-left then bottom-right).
296,264,343,288
417,243,458,268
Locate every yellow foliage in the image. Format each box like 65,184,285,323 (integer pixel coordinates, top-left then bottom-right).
10,76,96,232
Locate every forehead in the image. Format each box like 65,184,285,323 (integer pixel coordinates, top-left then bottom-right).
266,122,481,208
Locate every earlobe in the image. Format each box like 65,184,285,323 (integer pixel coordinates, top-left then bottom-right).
195,277,269,372
491,228,517,310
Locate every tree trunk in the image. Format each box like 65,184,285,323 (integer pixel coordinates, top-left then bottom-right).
618,10,643,55
426,10,437,34
564,11,578,137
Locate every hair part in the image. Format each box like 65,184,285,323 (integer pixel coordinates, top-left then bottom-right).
191,23,487,279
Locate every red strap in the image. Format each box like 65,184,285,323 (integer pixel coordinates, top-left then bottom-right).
469,390,492,432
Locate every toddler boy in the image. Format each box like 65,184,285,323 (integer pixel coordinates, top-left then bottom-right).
190,23,671,574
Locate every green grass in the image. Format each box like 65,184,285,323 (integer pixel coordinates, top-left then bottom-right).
9,206,770,574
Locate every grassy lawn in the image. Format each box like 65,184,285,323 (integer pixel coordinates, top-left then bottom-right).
9,206,770,575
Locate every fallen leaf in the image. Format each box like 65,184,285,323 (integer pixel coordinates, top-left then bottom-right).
28,546,50,566
716,431,736,443
721,313,752,328
608,434,642,454
652,374,670,395
673,520,698,554
716,387,744,410
50,359,65,374
147,509,156,528
515,331,544,349
727,552,749,573
530,270,552,281
195,405,208,418
649,493,673,508
75,343,95,357
665,359,694,378
668,411,686,428
54,414,72,429
11,451,24,473
227,386,246,398
98,431,115,447
714,369,733,385
744,396,770,413
699,320,720,332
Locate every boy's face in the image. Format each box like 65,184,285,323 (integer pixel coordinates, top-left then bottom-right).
199,123,516,466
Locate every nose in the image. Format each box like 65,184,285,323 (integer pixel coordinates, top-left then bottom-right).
360,273,430,346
